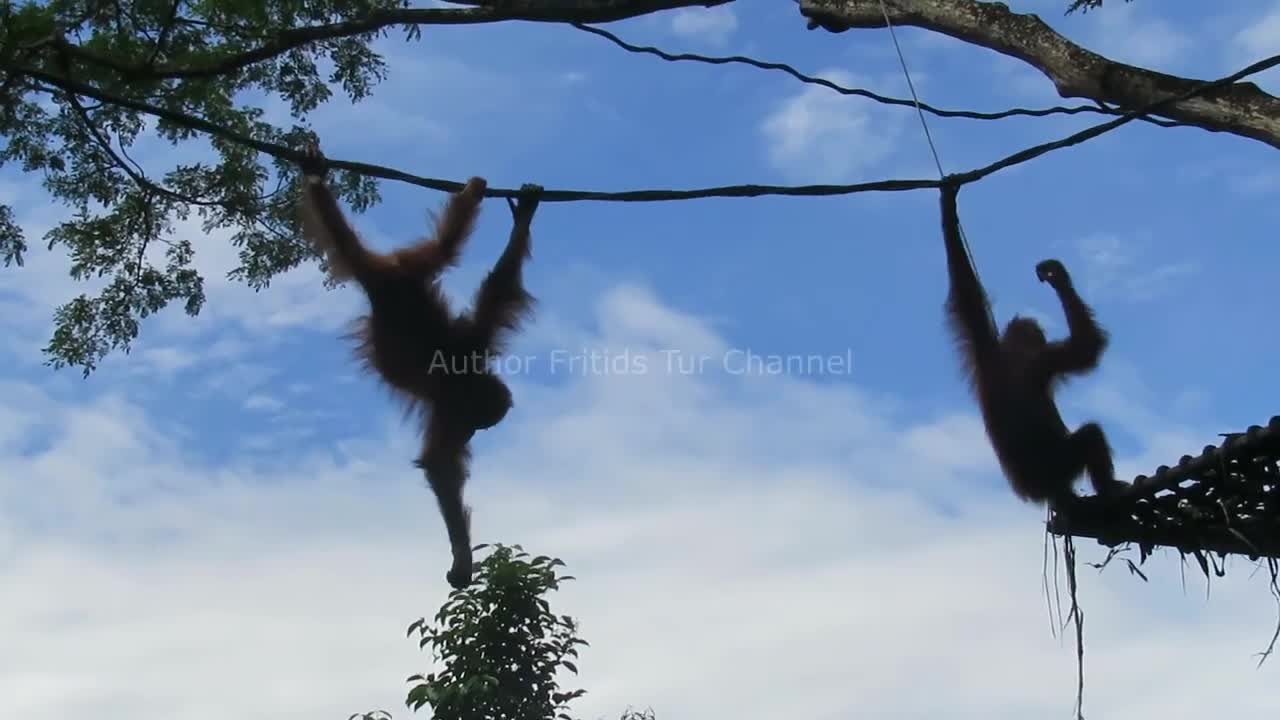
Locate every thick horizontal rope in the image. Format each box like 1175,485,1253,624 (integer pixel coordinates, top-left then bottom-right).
12,52,1279,202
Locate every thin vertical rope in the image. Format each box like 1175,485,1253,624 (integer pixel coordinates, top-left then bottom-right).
876,0,995,328
878,1,945,178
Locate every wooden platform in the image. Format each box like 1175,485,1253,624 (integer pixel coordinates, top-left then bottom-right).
1048,416,1280,561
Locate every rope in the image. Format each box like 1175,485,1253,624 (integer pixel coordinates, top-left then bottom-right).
876,0,994,328
16,49,1279,205
876,2,946,179
570,23,1185,128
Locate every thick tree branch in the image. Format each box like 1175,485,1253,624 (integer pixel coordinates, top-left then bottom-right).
953,53,1280,183
799,0,1280,149
54,0,732,81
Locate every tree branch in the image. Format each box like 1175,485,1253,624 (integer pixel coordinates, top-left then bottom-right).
63,87,220,208
53,0,733,81
951,53,1280,183
799,0,1280,149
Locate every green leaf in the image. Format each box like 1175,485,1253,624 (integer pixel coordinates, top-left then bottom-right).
408,543,588,720
4,0,404,374
404,685,429,707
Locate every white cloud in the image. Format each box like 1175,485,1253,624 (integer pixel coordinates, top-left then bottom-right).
1071,232,1198,302
669,6,739,47
132,346,200,376
759,69,903,183
1232,3,1280,90
243,393,285,412
1231,169,1280,195
2,283,1278,720
1087,2,1195,68
1236,2,1280,57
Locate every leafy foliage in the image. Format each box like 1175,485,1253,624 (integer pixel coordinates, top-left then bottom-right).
0,0,392,374
404,544,589,720
1065,0,1135,13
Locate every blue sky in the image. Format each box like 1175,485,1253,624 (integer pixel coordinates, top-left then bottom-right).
3,1,1280,717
